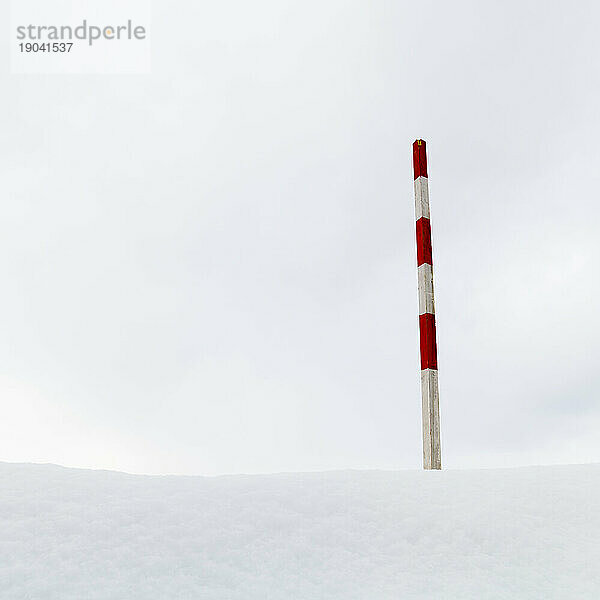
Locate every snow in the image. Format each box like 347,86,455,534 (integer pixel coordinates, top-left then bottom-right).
0,462,598,599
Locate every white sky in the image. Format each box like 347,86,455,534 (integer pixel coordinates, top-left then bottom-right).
0,0,599,475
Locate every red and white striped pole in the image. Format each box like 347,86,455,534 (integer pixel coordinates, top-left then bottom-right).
413,139,441,470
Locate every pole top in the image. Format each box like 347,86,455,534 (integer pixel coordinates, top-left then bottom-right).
412,139,428,179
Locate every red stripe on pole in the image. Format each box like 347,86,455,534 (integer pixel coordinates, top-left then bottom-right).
413,139,428,180
416,217,432,266
418,313,438,370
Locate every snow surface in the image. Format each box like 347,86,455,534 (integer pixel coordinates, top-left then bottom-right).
0,462,598,599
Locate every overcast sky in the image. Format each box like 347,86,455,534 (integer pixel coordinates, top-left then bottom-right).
0,0,599,475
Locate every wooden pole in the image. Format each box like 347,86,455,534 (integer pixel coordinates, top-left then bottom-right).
413,139,441,469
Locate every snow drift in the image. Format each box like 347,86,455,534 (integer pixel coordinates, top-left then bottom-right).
0,462,598,599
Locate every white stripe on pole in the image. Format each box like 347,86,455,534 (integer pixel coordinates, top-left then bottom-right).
420,368,441,469
413,176,430,220
417,264,435,316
